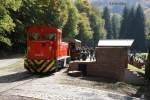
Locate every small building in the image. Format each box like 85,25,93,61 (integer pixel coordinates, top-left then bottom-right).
96,40,134,64
94,40,134,80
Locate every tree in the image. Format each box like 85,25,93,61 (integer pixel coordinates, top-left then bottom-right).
120,5,146,51
75,0,106,46
46,0,68,28
89,9,106,47
134,5,146,51
111,14,121,39
0,0,22,33
127,7,136,39
10,0,40,52
75,0,91,14
15,0,69,28
62,2,79,40
76,13,93,45
0,0,22,45
119,6,130,39
145,19,150,40
0,0,22,55
75,0,93,45
145,48,150,80
102,7,113,39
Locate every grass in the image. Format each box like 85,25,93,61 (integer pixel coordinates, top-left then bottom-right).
128,64,145,75
135,53,148,60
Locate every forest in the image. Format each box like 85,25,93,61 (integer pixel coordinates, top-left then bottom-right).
0,0,149,56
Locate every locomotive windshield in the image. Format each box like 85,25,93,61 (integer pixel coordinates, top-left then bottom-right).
31,32,40,40
29,32,56,41
45,33,56,41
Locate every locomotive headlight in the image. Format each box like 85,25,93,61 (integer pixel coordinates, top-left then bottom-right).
28,46,31,50
49,46,52,50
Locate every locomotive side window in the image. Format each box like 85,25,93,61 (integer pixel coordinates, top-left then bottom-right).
45,33,56,41
31,32,40,40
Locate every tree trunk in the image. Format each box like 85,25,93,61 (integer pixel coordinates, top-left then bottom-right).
145,49,150,80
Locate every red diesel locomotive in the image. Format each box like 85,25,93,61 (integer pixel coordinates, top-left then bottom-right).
24,26,70,73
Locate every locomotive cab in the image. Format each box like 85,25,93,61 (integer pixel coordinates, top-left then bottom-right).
24,26,69,73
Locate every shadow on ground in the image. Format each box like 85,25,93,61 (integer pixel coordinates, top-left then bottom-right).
79,76,117,83
133,81,150,99
0,54,24,60
0,71,34,83
0,71,54,83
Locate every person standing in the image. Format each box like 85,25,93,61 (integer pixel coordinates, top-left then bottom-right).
90,48,94,61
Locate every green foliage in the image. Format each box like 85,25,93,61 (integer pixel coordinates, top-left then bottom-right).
102,7,113,39
127,7,136,39
146,19,150,39
89,8,106,47
119,6,130,39
0,0,22,33
120,5,146,51
134,5,146,51
128,64,145,75
0,35,11,46
75,0,95,45
0,0,22,47
62,2,79,39
75,0,106,46
111,14,121,39
119,7,137,39
14,0,68,29
136,53,148,61
0,14,15,33
46,0,68,28
1,0,22,11
75,0,90,14
77,13,93,44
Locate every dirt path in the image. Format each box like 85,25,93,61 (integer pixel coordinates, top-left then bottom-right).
0,58,23,69
0,68,140,100
0,59,141,100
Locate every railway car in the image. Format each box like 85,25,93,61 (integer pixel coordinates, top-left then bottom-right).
68,39,81,60
24,26,70,73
